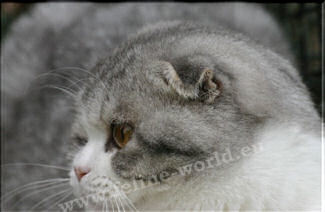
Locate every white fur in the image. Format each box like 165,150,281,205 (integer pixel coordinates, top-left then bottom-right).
71,121,321,211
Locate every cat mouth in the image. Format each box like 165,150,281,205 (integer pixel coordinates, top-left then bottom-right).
81,175,120,192
81,176,120,199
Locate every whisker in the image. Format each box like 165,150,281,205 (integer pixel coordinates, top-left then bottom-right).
121,198,134,212
53,66,91,73
121,195,135,212
107,181,137,212
33,66,91,82
40,66,104,88
47,190,73,210
113,196,121,212
1,163,70,171
66,76,92,90
112,185,137,211
11,182,69,209
107,200,111,212
40,85,77,98
102,200,106,212
25,67,90,93
122,195,137,211
111,198,115,212
36,72,93,93
2,178,69,202
66,65,113,96
30,188,71,210
40,72,87,91
117,196,126,212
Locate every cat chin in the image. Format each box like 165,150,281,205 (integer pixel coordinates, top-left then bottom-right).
70,171,183,210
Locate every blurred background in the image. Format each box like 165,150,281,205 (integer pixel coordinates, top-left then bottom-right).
1,3,323,114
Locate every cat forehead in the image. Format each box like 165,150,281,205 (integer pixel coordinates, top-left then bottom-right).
75,77,160,127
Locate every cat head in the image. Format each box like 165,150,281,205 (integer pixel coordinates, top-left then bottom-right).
67,22,315,209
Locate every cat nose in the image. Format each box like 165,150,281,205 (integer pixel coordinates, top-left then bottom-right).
74,166,91,182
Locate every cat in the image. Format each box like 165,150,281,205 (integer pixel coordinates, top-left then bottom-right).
1,3,321,211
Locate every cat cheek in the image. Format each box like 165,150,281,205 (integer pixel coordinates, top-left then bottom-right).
111,152,140,178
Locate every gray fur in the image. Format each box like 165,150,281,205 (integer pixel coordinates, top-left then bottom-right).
1,3,319,210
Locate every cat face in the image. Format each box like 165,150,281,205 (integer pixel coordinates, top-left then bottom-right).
68,56,258,208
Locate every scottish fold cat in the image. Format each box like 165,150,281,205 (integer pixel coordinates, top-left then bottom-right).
2,3,321,211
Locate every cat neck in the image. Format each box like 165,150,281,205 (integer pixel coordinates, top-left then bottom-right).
134,123,321,210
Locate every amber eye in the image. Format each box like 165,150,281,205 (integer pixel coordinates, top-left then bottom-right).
112,123,134,149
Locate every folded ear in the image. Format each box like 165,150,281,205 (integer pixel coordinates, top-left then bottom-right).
148,61,221,103
148,61,197,99
197,69,221,104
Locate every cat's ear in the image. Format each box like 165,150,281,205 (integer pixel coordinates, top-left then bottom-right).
197,69,222,104
151,61,197,99
148,61,221,103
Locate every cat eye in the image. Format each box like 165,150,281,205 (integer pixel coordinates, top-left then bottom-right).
112,123,134,149
73,136,88,146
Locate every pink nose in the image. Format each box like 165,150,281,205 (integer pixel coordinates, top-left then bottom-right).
74,166,90,181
